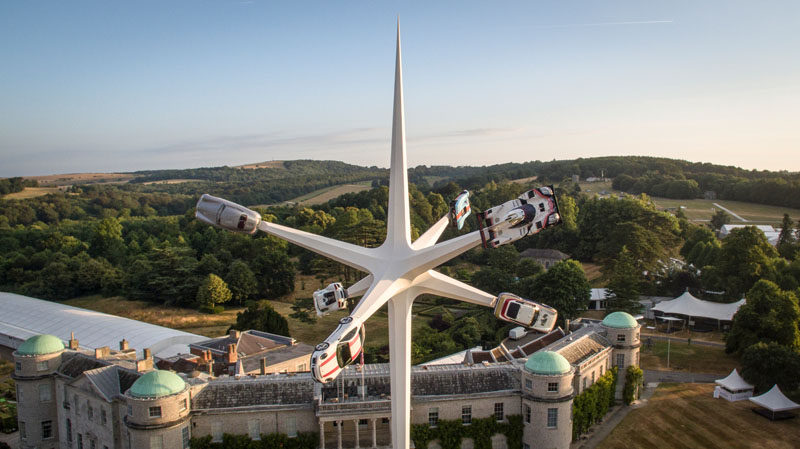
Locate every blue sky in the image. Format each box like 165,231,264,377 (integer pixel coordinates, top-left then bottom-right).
1,1,798,176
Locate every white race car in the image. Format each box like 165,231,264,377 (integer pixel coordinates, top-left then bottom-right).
195,194,261,234
310,317,365,383
494,292,557,333
313,282,349,317
477,186,561,248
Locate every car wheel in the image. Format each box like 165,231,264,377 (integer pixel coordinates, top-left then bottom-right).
339,316,353,324
315,342,330,351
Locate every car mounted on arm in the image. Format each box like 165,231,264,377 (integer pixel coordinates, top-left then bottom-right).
310,316,365,383
449,190,471,230
314,282,349,317
494,292,557,333
196,194,262,234
477,185,562,248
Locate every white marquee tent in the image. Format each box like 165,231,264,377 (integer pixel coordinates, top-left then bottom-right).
652,290,745,324
749,385,800,419
714,369,754,401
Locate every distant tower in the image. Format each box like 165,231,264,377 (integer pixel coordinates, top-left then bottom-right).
124,370,192,449
13,334,65,449
601,311,641,371
521,351,574,449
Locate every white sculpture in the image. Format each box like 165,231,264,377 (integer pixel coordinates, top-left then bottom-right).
196,23,559,449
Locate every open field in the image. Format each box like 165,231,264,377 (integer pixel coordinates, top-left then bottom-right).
598,383,800,449
63,296,243,337
296,182,372,206
3,187,62,199
651,197,800,225
142,179,197,185
582,262,604,285
578,180,799,225
61,273,432,350
639,340,738,375
510,176,539,185
236,161,285,169
25,172,136,186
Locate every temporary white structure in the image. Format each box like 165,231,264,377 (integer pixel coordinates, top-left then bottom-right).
749,385,800,419
0,292,206,358
652,290,745,329
714,369,754,401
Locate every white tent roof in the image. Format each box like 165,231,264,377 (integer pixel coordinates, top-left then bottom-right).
651,291,745,321
715,369,754,391
0,292,206,359
749,385,800,412
590,288,609,301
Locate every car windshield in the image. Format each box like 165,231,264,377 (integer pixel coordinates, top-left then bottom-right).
341,328,358,341
324,292,336,305
336,342,352,368
507,302,521,319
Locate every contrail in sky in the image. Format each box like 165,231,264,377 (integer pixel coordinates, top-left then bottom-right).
534,20,673,29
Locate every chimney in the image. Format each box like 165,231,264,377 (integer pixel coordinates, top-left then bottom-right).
226,344,238,364
94,346,110,359
565,319,571,333
143,348,152,360
229,329,241,340
68,332,79,350
260,358,267,375
120,339,129,351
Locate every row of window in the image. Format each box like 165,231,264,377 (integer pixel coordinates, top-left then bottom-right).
523,405,558,428
210,418,297,443
15,360,51,372
428,403,505,427
19,420,53,441
70,393,109,425
524,379,561,393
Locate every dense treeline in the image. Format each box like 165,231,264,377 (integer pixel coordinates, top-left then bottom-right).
0,211,295,308
0,185,195,227
0,177,38,195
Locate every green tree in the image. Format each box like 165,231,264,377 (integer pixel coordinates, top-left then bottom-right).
777,213,797,259
196,274,232,310
740,342,800,393
726,280,800,354
89,217,125,262
519,260,590,324
710,209,730,231
230,302,290,336
225,260,258,305
710,226,779,299
605,246,642,314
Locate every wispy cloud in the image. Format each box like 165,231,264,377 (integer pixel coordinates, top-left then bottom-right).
532,20,673,29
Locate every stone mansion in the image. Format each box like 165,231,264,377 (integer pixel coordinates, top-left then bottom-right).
11,312,641,449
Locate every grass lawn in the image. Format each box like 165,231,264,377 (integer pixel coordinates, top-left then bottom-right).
649,197,800,225
2,187,62,199
598,383,800,449
63,296,243,337
639,340,739,375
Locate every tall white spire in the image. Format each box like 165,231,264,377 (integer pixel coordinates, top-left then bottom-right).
383,20,412,250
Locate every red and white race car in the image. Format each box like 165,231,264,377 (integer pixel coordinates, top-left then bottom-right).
310,317,365,383
477,186,561,248
494,292,557,333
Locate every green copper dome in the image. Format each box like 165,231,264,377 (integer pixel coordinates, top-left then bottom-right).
17,334,64,356
602,311,638,329
130,370,186,398
525,351,571,375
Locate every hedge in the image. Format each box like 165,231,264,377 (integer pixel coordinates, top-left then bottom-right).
411,415,523,449
623,365,644,405
572,367,618,441
190,432,317,449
